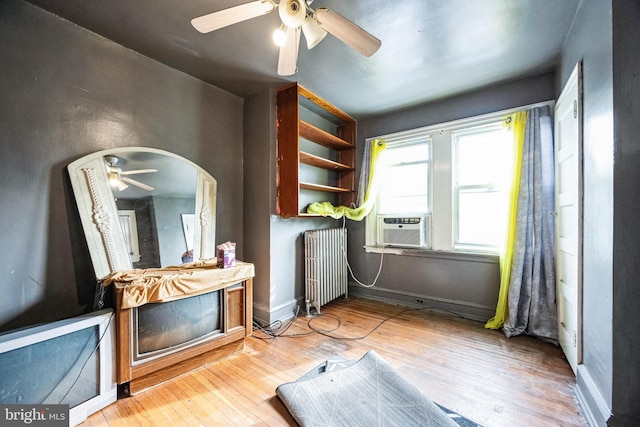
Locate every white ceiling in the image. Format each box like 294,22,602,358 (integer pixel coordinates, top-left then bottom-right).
26,0,580,119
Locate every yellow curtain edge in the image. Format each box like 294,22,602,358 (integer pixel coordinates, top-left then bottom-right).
485,111,528,330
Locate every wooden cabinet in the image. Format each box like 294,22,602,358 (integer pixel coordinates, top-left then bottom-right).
113,264,254,395
276,83,357,217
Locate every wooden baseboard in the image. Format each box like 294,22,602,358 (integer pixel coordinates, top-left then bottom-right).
126,340,245,395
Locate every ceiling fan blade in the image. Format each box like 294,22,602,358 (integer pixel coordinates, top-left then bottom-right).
120,168,158,176
277,26,301,76
191,0,276,33
315,7,381,57
121,177,154,191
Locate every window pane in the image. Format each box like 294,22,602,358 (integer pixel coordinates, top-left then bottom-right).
377,139,430,215
457,190,506,248
454,124,513,251
383,143,429,165
380,163,429,198
456,128,512,186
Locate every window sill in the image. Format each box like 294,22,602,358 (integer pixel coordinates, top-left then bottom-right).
363,245,499,264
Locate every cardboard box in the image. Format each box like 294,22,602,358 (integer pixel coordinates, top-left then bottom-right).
217,241,236,268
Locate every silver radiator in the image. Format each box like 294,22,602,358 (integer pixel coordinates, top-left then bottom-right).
304,228,348,316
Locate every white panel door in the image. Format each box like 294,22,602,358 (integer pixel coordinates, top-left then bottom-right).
554,63,583,374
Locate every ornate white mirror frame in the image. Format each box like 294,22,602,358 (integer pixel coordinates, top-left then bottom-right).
68,147,217,279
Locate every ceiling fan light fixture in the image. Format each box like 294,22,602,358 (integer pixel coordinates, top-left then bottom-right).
278,0,306,28
108,171,119,188
191,1,381,75
108,172,128,191
301,15,327,49
273,24,288,46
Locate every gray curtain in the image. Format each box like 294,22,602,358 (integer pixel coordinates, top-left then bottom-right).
503,106,557,342
356,140,375,206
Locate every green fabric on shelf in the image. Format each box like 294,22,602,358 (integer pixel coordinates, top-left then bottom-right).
306,139,386,221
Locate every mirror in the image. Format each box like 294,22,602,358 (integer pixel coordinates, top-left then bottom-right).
68,147,217,279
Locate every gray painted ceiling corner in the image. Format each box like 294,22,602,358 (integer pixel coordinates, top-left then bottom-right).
25,0,580,119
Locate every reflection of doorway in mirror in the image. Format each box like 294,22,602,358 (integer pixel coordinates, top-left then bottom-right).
118,210,141,263
181,214,195,251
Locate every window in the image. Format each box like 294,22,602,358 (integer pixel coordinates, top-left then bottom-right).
453,124,513,251
367,112,516,254
377,136,431,214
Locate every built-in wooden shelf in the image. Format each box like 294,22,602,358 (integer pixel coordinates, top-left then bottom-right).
276,83,357,218
300,182,353,193
299,151,354,171
299,121,353,150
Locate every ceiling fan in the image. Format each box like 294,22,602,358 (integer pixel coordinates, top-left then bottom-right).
104,155,157,192
191,0,382,76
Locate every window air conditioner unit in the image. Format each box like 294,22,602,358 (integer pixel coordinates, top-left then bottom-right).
377,215,431,248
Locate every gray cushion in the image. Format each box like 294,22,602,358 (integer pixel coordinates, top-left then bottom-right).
276,350,459,427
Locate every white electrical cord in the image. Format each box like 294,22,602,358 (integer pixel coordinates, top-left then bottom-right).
341,217,385,288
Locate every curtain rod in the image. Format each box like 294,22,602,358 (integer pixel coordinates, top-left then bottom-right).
369,100,555,143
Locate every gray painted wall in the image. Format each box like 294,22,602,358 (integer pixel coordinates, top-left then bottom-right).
243,90,275,324
0,0,244,332
611,2,640,424
347,73,556,321
244,89,336,324
558,1,614,425
559,1,640,424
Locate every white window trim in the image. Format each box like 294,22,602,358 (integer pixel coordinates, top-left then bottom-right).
431,131,453,251
365,100,554,257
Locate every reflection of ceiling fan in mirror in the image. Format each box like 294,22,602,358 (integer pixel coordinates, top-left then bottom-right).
104,155,157,192
191,0,381,76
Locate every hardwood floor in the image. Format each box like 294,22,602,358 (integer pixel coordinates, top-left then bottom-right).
81,297,587,426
